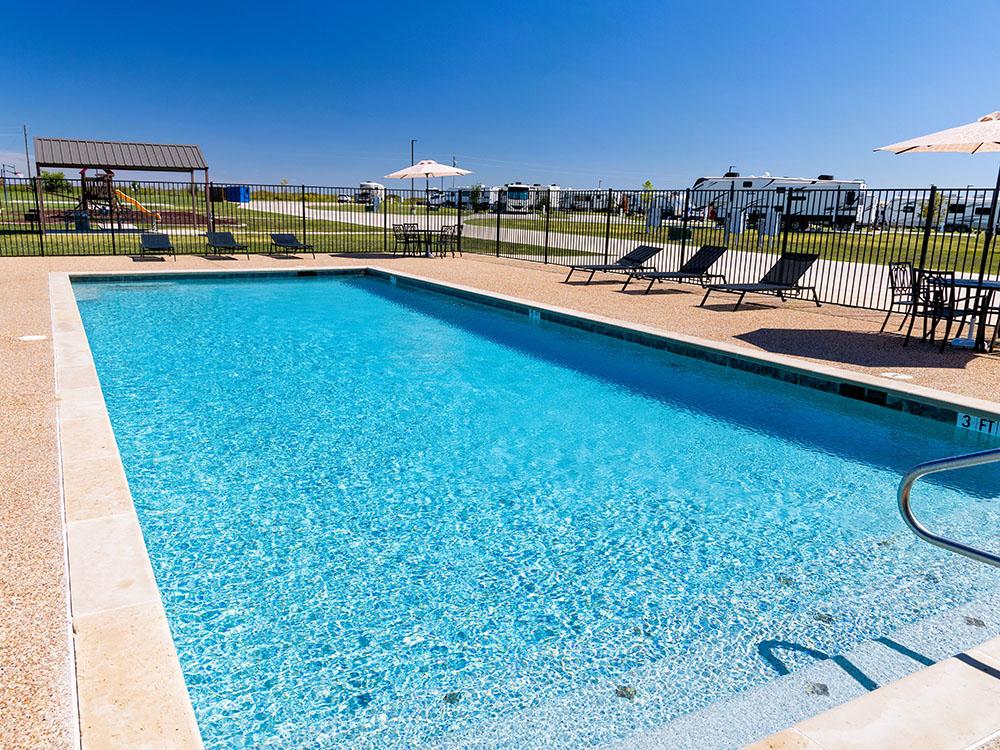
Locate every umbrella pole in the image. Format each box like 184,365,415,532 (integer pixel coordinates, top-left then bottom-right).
978,163,1000,282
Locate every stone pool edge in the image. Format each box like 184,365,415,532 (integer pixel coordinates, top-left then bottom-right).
362,266,1000,428
56,265,1000,749
50,272,204,749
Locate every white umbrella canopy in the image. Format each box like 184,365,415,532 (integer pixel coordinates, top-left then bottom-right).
876,110,1000,281
384,159,471,180
876,111,1000,154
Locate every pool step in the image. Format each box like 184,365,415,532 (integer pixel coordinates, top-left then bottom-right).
435,593,1000,750
617,592,1000,750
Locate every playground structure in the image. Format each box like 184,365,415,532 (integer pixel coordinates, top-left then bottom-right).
33,137,210,233
57,168,163,230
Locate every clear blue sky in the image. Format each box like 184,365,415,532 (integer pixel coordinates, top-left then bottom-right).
3,0,999,189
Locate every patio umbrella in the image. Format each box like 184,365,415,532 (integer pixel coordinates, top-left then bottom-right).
384,159,471,181
876,111,1000,280
384,159,471,211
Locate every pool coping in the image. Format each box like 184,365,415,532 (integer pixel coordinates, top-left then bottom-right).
50,273,204,749
51,265,1000,749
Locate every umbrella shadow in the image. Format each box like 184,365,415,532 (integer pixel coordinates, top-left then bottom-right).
735,327,977,369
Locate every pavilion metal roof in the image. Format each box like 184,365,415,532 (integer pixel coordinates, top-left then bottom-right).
34,137,208,172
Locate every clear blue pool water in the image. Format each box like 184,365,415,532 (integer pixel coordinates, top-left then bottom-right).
74,273,999,749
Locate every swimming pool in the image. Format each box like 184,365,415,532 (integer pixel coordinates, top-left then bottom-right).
73,271,999,749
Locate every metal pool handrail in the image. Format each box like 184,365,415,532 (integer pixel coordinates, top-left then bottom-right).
898,448,1000,568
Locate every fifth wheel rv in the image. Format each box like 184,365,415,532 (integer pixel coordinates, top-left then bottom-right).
691,172,867,230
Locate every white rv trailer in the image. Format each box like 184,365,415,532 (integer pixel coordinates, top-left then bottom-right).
533,184,562,210
357,182,385,204
859,192,998,232
425,187,447,209
691,172,867,229
937,194,997,232
442,185,490,209
568,190,616,212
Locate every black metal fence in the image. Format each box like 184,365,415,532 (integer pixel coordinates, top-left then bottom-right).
2,177,998,311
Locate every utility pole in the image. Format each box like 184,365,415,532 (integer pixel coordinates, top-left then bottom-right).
23,125,31,175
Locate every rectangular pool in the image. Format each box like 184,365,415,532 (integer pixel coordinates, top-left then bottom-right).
73,272,999,749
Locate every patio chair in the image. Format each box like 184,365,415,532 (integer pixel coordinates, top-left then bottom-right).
903,269,983,352
563,245,662,284
620,245,728,293
879,261,915,332
269,233,315,258
436,225,461,257
205,231,250,259
699,252,821,310
392,223,420,256
137,232,176,261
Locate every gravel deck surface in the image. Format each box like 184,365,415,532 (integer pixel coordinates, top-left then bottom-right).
0,251,996,748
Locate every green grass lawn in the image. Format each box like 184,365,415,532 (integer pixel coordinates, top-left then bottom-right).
0,228,385,257
459,236,589,259
3,193,995,276
465,213,997,274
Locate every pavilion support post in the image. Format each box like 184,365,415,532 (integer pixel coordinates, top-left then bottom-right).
205,170,212,234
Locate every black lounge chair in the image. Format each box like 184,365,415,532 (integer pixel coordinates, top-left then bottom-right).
205,231,249,259
137,232,176,261
563,245,662,284
621,245,728,293
270,233,315,258
700,252,821,310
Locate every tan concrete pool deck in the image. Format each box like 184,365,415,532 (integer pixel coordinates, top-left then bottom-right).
1,252,998,749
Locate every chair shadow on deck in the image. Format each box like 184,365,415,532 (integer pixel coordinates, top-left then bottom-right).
735,328,978,369
329,252,404,260
620,285,689,296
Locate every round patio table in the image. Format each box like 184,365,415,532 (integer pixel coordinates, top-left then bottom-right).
410,228,443,257
943,278,1000,352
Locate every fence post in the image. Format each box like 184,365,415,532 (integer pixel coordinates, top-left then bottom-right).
456,193,463,255
603,188,613,264
681,188,691,264
978,173,1000,282
382,191,388,253
780,188,793,255
32,177,45,257
109,178,117,255
208,182,216,233
918,185,937,270
301,185,307,247
544,188,551,264
723,183,734,247
495,202,501,257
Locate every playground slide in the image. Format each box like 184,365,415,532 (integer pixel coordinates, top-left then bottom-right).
114,190,161,220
